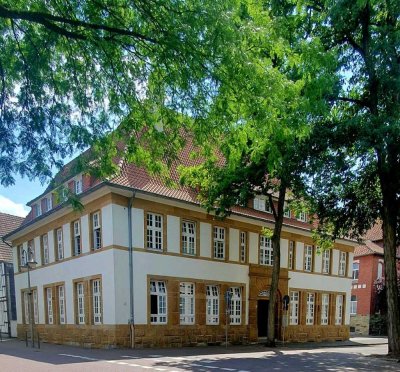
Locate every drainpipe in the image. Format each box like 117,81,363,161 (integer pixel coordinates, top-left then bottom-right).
128,192,136,348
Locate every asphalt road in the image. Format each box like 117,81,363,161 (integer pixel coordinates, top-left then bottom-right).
0,338,398,372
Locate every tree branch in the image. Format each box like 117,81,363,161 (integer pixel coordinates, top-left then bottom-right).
0,4,158,44
336,96,368,106
267,193,278,221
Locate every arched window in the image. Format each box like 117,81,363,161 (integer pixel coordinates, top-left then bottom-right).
377,262,383,279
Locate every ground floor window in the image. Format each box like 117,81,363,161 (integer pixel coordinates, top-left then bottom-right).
306,293,315,325
150,280,167,324
350,295,357,315
321,294,329,325
76,282,85,325
335,295,344,325
289,291,299,325
92,279,102,325
229,287,242,325
206,285,219,325
46,287,54,324
180,282,195,324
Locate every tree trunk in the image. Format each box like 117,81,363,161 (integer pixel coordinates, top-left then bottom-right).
379,162,400,357
265,182,286,346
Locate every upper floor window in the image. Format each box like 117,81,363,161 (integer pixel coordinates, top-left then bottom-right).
322,250,331,274
338,252,347,276
73,220,81,256
306,292,315,325
240,231,247,263
34,203,41,217
56,228,64,260
182,220,196,255
321,294,329,325
92,279,102,325
253,197,266,211
352,262,359,280
335,294,343,325
377,261,383,279
304,245,313,272
289,291,299,325
260,236,273,266
213,226,225,260
229,287,242,325
288,241,295,270
297,211,307,222
206,285,219,325
75,176,83,194
92,211,102,250
180,282,195,325
43,195,52,213
41,234,49,265
19,245,26,267
283,203,291,218
350,295,357,315
146,213,163,250
150,280,167,324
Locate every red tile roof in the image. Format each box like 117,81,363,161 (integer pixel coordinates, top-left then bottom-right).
354,240,384,257
364,221,383,241
0,212,24,262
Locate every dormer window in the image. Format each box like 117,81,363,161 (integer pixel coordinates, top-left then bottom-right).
254,196,273,213
297,211,307,222
75,176,83,194
33,203,42,217
43,195,52,213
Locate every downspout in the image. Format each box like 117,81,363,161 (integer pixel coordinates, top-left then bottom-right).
128,192,136,348
2,238,14,338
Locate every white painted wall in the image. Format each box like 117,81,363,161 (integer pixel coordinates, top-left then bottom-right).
15,250,117,325
167,215,180,254
200,222,211,258
295,242,304,271
13,246,19,273
280,238,288,269
132,251,249,325
314,249,322,273
332,249,339,275
81,214,90,253
113,249,130,323
34,236,41,266
112,204,129,247
48,230,55,263
132,208,144,249
102,204,113,248
249,232,258,264
63,223,71,259
229,228,239,262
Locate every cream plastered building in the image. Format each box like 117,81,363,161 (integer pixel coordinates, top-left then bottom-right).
6,151,356,348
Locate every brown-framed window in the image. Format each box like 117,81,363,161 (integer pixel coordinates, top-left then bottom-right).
260,236,273,266
179,282,195,325
289,290,299,325
72,220,82,256
76,282,86,325
306,292,315,325
321,293,329,325
45,287,54,324
322,249,331,274
92,211,102,250
304,245,313,272
239,231,247,263
206,285,220,325
150,280,167,324
288,241,295,270
338,252,347,276
228,287,242,325
41,233,49,265
181,220,196,255
92,279,102,325
146,212,163,251
55,228,64,260
213,226,226,260
335,294,344,325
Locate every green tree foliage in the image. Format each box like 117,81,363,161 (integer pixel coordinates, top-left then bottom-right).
180,0,335,345
0,0,236,185
287,0,400,356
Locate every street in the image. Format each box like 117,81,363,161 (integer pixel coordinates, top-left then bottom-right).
0,337,398,371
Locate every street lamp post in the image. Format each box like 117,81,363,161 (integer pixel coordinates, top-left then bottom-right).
20,247,37,348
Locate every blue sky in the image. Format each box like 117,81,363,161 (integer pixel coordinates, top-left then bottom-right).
0,175,47,217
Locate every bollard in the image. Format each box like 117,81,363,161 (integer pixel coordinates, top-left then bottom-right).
37,332,40,349
25,331,28,347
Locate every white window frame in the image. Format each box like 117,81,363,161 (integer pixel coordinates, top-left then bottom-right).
42,234,49,264
73,220,81,256
283,202,291,218
92,279,102,325
350,295,357,315
253,197,265,211
75,176,83,194
338,252,347,276
306,292,315,325
335,295,343,325
92,211,102,250
304,245,313,272
20,245,27,267
322,250,330,274
146,213,163,250
58,285,66,324
229,287,242,325
213,226,225,260
377,261,383,279
23,291,30,324
33,289,38,324
150,280,167,324
297,211,307,222
46,287,53,324
77,282,85,325
288,241,295,270
240,231,246,263
260,236,273,266
34,203,42,217
289,291,299,325
182,220,196,255
180,282,195,325
206,285,219,325
321,294,329,325
56,228,64,260
352,262,360,280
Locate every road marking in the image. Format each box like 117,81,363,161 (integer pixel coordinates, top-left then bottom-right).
121,355,140,359
58,353,99,361
154,368,167,371
221,368,236,371
149,354,163,357
117,361,129,365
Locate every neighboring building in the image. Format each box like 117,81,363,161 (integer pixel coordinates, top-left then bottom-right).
350,223,400,335
5,144,356,348
0,212,24,337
